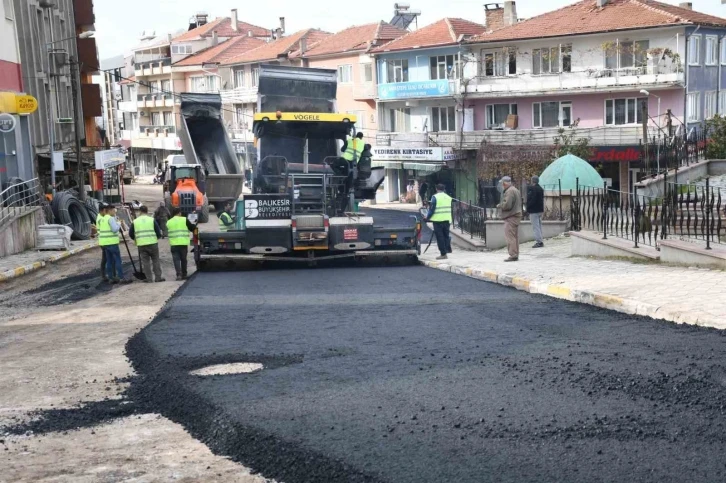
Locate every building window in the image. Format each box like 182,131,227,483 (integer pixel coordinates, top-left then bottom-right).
605,98,647,125
689,35,701,66
151,112,162,126
720,92,726,115
481,49,515,77
722,39,726,65
533,101,571,128
234,68,245,88
361,63,373,83
163,111,174,126
389,107,411,132
252,67,259,87
687,92,700,122
431,106,456,132
430,54,460,80
171,44,193,55
4,0,14,20
533,47,560,74
485,103,517,129
387,59,409,83
604,41,649,71
337,64,353,83
705,36,718,66
161,79,171,94
705,91,717,119
191,75,219,92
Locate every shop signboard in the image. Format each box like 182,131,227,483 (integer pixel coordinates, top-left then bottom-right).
377,80,450,100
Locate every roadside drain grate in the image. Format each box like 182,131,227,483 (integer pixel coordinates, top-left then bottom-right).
189,363,264,376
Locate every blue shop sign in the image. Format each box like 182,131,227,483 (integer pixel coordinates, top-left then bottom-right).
378,79,450,100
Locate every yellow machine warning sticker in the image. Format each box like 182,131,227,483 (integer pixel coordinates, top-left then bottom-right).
254,112,358,123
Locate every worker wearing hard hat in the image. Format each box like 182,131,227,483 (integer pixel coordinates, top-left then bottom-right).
342,132,365,164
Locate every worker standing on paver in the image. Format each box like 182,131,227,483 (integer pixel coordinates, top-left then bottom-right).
99,204,130,284
129,205,165,283
497,176,522,262
166,208,197,281
342,132,364,165
426,183,453,260
218,201,235,232
527,176,545,248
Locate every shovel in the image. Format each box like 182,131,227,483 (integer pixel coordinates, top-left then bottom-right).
419,207,436,255
119,229,147,281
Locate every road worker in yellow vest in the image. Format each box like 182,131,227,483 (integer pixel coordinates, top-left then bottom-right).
425,183,453,260
167,207,198,281
129,205,165,283
342,132,365,164
218,201,235,232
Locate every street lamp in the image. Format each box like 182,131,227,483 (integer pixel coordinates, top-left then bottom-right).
640,89,662,172
44,28,94,194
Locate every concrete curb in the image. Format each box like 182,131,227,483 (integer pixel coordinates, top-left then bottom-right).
421,259,724,329
0,241,99,283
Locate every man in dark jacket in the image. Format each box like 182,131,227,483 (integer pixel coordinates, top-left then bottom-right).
526,175,545,248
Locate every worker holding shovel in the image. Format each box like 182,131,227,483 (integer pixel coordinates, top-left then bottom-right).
98,204,132,284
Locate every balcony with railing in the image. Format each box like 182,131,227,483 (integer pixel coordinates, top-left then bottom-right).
134,57,172,77
139,125,176,137
118,100,137,112
466,65,684,98
220,86,258,105
136,93,174,108
353,83,376,100
428,125,659,149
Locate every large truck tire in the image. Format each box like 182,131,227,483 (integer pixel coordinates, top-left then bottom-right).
198,196,210,223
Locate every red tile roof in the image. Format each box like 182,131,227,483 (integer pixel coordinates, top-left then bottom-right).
371,18,485,53
173,37,266,66
293,22,407,58
222,29,332,65
173,17,269,42
469,0,726,43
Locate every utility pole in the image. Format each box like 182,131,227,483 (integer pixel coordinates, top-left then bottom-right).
69,56,85,201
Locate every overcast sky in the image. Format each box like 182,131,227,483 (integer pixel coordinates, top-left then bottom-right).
95,0,725,59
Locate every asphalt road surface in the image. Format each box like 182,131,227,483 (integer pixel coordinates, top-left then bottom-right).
127,266,726,483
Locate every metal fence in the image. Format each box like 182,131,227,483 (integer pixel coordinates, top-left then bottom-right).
452,199,488,241
572,177,725,249
639,129,709,179
0,178,45,228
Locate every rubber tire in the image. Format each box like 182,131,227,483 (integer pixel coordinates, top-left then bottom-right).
123,178,132,185
198,196,210,223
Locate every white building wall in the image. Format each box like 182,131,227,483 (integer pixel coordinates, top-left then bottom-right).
0,0,19,66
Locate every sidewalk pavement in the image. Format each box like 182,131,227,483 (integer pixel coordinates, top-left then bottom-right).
421,236,726,330
0,239,98,282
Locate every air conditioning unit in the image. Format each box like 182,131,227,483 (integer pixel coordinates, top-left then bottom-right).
114,93,122,100
139,111,147,117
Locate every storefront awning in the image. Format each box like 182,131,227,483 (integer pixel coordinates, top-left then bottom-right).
403,162,445,173
372,160,403,169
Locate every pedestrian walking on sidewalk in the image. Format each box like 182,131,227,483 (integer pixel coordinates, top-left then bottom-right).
166,208,197,280
99,204,130,283
426,184,453,260
93,203,109,281
154,201,171,238
527,176,545,248
130,205,165,283
497,176,522,262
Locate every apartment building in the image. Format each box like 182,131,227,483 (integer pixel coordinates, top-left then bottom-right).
11,0,101,183
456,0,726,191
370,18,485,202
289,22,407,146
218,28,331,143
130,11,269,173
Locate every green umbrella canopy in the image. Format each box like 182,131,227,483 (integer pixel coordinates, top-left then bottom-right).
539,153,604,191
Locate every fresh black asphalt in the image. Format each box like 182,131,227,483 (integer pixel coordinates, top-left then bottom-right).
125,265,726,483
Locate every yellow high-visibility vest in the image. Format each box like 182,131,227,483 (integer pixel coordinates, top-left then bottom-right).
132,215,158,246
98,215,119,246
167,216,191,246
430,193,453,223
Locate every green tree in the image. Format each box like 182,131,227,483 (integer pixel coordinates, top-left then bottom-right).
705,115,726,160
552,119,593,160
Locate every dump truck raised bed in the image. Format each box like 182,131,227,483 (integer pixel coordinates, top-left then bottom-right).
193,65,420,267
177,93,245,213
